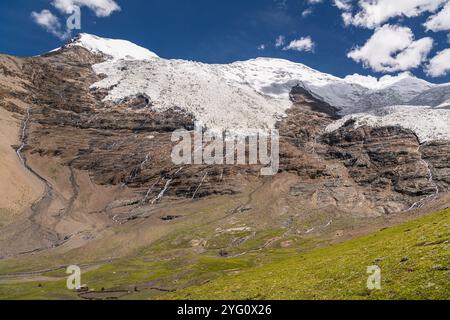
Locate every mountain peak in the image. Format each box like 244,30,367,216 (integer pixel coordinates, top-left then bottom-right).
344,72,431,90
65,33,159,61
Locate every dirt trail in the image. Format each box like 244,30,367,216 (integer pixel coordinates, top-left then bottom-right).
55,163,81,222
230,178,269,214
0,258,117,281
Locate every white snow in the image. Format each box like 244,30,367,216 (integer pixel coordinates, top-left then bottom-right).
217,58,343,99
326,105,450,143
66,33,158,61
92,58,290,132
65,33,450,142
435,100,450,108
216,58,373,111
344,72,430,90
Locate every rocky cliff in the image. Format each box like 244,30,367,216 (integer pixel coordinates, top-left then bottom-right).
0,40,449,257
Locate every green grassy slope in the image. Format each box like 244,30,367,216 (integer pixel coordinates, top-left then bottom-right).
161,209,450,300
1,209,448,300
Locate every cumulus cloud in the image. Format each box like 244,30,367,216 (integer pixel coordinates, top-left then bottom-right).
333,0,352,11
31,9,69,39
283,37,315,52
426,49,450,77
32,0,120,39
348,24,434,73
51,0,120,17
342,0,447,29
424,1,450,32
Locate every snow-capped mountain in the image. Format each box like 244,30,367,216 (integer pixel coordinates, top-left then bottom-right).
347,75,434,114
61,34,450,141
326,105,450,143
66,33,159,61
3,27,450,300
408,84,450,107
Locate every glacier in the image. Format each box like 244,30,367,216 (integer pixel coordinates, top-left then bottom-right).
60,33,450,142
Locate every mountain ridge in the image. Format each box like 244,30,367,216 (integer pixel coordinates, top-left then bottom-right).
0,33,449,300
62,33,442,89
55,33,450,142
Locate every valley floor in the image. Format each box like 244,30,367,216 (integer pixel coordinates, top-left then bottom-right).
162,208,450,300
0,207,448,300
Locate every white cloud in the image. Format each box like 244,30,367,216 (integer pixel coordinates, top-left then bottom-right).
426,49,450,77
257,44,266,51
343,0,447,29
348,24,434,73
32,0,120,39
31,9,69,40
51,0,120,17
302,0,324,18
283,37,315,52
302,8,313,17
341,12,353,25
424,1,450,32
275,35,286,48
334,0,352,11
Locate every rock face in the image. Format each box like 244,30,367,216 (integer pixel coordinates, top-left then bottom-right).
421,141,450,189
0,44,449,256
322,125,437,213
277,85,449,215
22,47,251,200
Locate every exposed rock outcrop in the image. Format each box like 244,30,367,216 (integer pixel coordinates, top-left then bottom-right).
0,44,449,256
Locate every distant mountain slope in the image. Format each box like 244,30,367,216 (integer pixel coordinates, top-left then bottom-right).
409,84,450,107
326,105,450,143
349,76,433,114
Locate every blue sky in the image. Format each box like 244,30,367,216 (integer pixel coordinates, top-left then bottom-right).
1,0,450,82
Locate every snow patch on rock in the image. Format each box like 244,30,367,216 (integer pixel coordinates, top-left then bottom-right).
92,58,290,132
344,72,430,90
67,33,158,61
326,105,450,143
69,33,450,142
216,58,370,111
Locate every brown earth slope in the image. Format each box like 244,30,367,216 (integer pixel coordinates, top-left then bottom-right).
0,45,448,264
